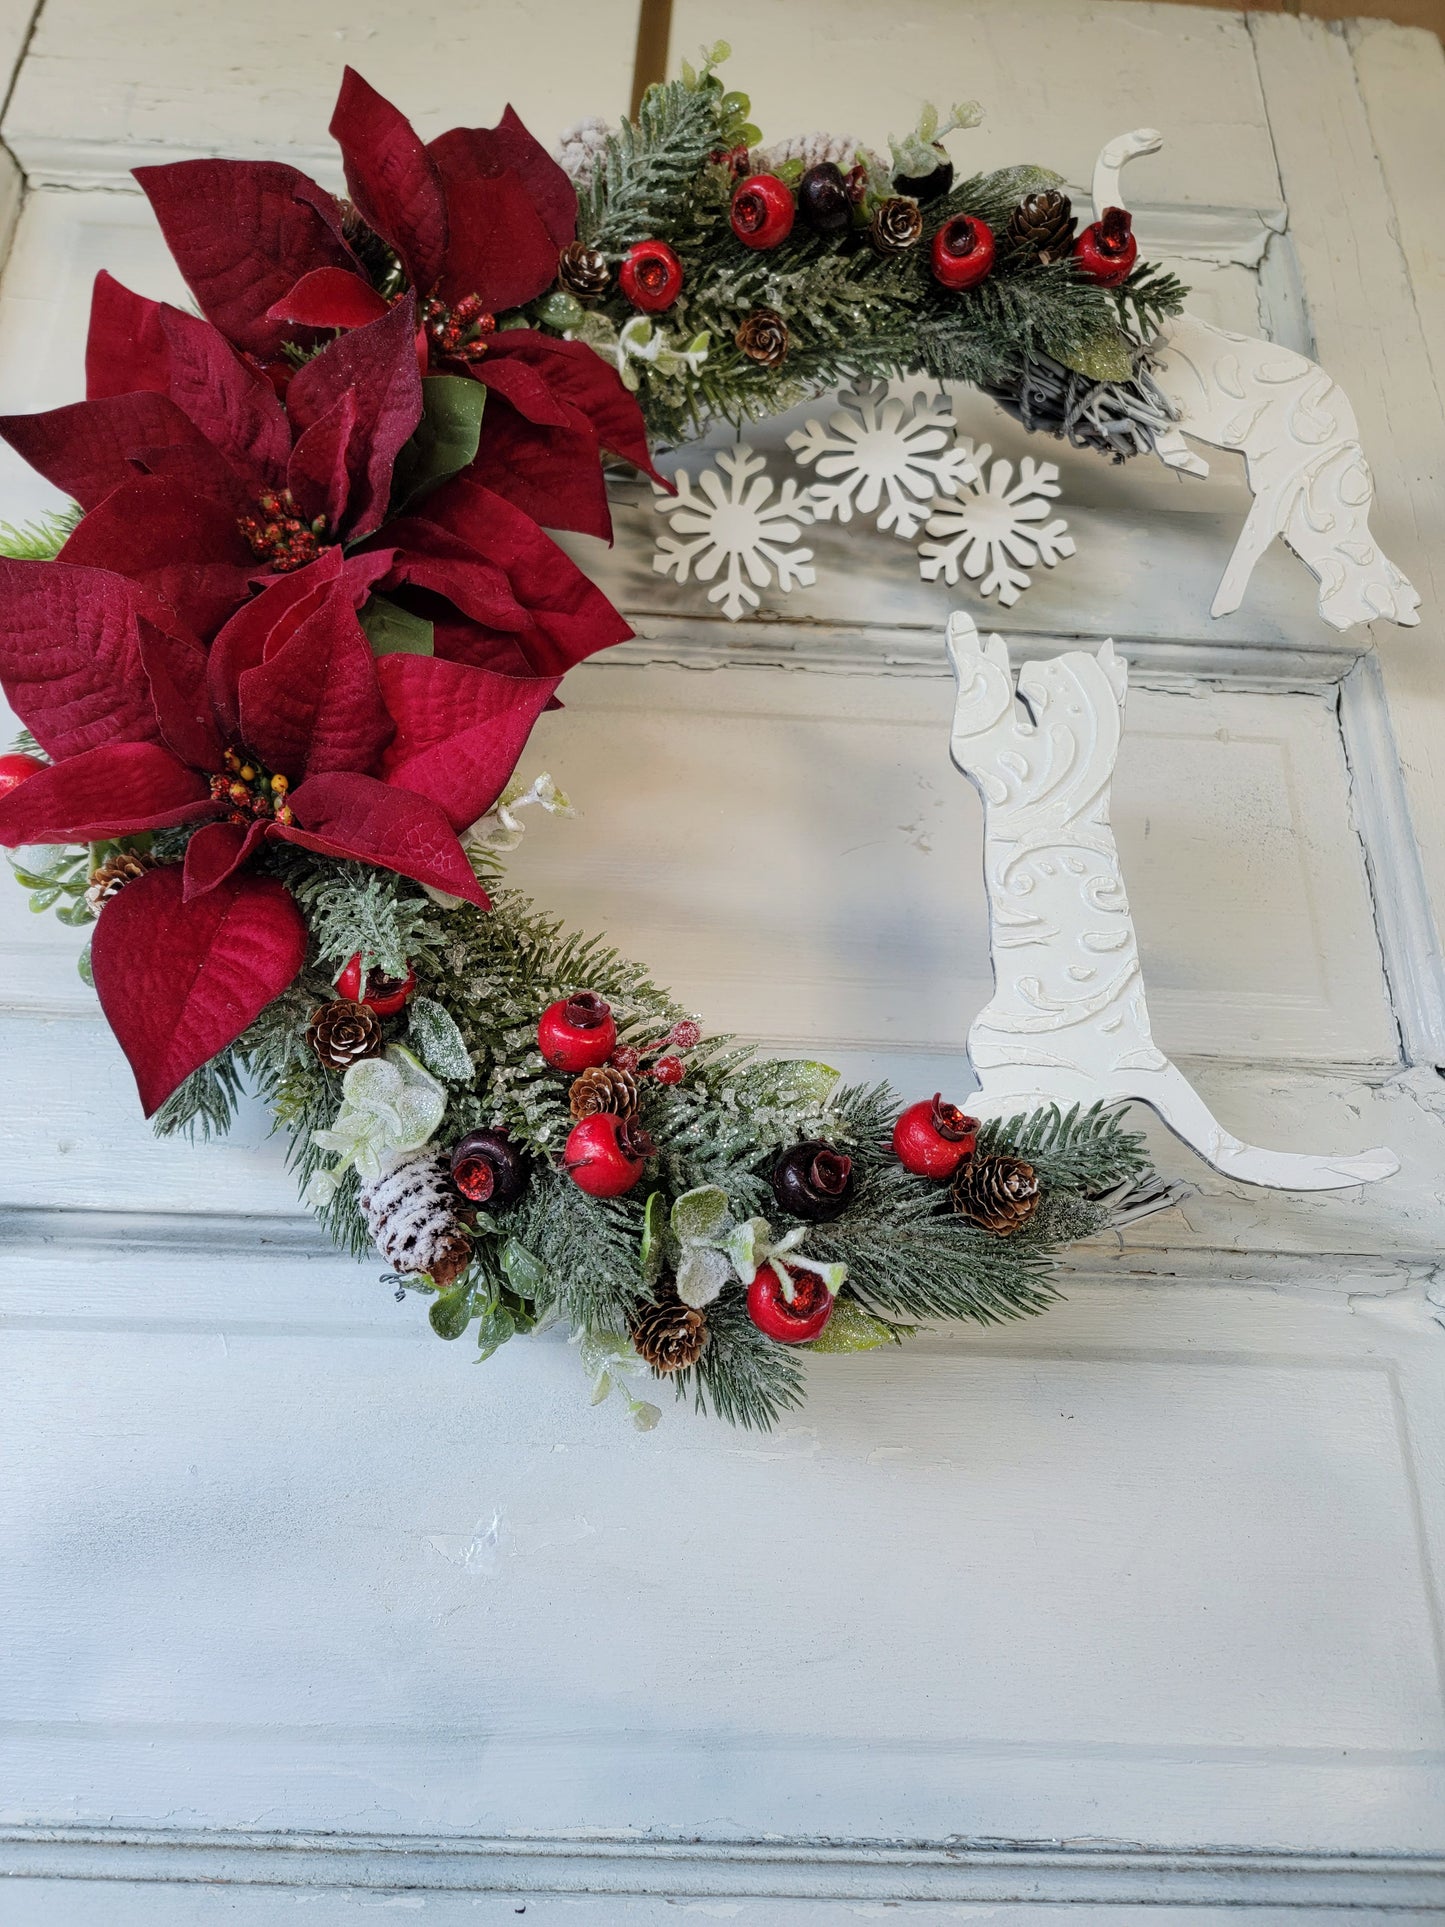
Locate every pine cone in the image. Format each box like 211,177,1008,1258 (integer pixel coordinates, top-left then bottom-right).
339,200,395,284
951,1153,1041,1235
869,196,924,254
556,240,611,299
306,999,384,1070
85,850,151,910
569,1063,641,1120
359,1148,473,1286
1006,189,1077,264
735,307,789,367
631,1285,708,1374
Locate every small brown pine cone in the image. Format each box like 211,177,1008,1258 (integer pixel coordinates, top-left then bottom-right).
86,850,152,910
869,196,924,254
306,999,385,1071
1006,188,1077,264
427,1227,474,1290
556,239,612,299
631,1285,707,1374
951,1153,1041,1235
569,1063,641,1120
735,307,789,367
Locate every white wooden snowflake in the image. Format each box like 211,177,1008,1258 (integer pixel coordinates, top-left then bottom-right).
916,442,1076,605
787,381,978,540
652,444,816,622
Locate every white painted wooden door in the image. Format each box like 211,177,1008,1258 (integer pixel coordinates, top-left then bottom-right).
2,3,1445,1918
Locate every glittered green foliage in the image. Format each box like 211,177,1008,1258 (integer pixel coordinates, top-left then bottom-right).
673,1289,806,1431
152,1048,246,1141
577,75,725,255
976,1100,1149,1192
0,504,80,560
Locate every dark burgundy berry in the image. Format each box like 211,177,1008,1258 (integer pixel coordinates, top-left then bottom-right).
772,1141,855,1222
450,1129,528,1206
798,162,852,233
893,146,954,204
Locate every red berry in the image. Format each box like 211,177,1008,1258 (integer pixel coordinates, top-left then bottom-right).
930,214,995,291
565,1111,654,1198
892,1094,979,1179
538,991,617,1072
730,173,795,250
746,1263,835,1344
336,953,417,1016
1074,207,1137,287
651,1055,685,1086
618,239,683,313
0,751,45,796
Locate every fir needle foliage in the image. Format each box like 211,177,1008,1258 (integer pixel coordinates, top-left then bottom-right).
149,844,1158,1431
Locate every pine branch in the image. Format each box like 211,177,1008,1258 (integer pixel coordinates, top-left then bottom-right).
577,79,725,253
0,504,80,560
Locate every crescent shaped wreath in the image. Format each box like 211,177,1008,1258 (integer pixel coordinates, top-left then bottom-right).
0,51,1184,1429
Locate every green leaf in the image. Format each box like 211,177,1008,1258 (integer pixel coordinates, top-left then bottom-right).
474,1300,516,1362
56,899,95,927
28,887,60,911
671,1184,731,1244
358,595,435,658
640,1189,667,1286
391,374,486,510
76,942,93,986
408,995,473,1080
807,1297,898,1354
499,1238,546,1300
429,1283,474,1340
1048,326,1135,384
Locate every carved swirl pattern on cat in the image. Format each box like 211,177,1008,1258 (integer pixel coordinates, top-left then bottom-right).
945,612,1397,1190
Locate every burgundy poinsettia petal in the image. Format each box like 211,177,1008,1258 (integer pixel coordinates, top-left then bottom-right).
182,817,268,899
423,135,558,310
376,653,559,828
236,576,394,780
136,619,225,772
267,266,392,330
282,770,487,905
285,299,423,539
207,550,345,744
470,351,575,430
432,106,577,249
90,861,309,1115
405,479,632,672
0,741,213,846
0,393,230,512
484,331,662,482
367,520,529,631
57,474,253,640
156,305,289,489
331,67,447,299
135,159,355,361
286,389,359,533
86,271,171,400
0,559,168,758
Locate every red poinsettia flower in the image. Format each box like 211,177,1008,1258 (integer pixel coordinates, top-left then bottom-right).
0,292,423,638
0,273,634,675
130,68,663,542
0,551,561,1112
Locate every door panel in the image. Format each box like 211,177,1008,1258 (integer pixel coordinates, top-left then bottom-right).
2,2,1444,1912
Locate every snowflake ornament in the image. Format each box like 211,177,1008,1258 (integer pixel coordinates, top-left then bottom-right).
917,442,1076,605
653,444,816,622
788,381,979,539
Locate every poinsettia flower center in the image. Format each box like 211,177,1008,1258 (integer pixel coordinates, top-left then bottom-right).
207,747,296,827
238,488,330,572
422,294,496,363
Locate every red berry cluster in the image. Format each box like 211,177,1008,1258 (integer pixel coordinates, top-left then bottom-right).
237,489,328,572
422,293,497,362
207,746,296,827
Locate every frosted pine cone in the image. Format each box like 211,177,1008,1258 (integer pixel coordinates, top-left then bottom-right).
752,131,880,175
569,1063,641,1120
555,116,613,185
86,850,152,910
951,1153,1041,1236
359,1148,472,1286
631,1285,707,1374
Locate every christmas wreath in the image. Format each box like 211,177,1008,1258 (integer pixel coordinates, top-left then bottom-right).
0,52,1167,1429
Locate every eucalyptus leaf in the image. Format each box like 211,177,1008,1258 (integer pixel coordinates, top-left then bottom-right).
28,887,60,911
474,1301,516,1362
500,1238,546,1301
671,1184,730,1244
1048,326,1135,385
391,375,486,510
807,1298,898,1354
408,995,473,1081
359,595,435,658
429,1283,474,1341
